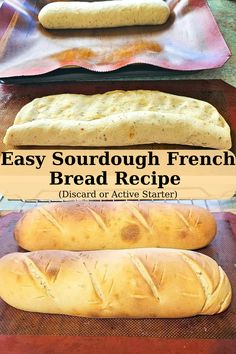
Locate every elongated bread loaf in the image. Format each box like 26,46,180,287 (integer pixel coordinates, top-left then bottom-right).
14,202,216,251
3,90,231,149
0,249,231,317
38,1,170,29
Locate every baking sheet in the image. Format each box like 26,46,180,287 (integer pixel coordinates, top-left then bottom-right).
0,79,235,152
0,210,235,338
0,0,231,78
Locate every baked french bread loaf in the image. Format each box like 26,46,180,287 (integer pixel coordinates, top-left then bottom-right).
38,1,170,29
3,90,231,149
14,202,217,251
0,249,231,317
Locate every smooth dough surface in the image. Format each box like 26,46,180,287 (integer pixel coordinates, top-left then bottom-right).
3,90,231,149
38,0,170,29
0,249,232,318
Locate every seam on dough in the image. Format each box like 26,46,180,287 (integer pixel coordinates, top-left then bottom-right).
38,207,64,235
14,91,226,127
87,208,108,233
129,254,160,302
126,205,153,234
83,261,107,304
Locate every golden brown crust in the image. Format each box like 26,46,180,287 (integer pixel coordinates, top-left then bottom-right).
14,202,217,251
0,249,231,318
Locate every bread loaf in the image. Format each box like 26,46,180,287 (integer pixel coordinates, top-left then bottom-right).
38,1,170,29
3,90,231,149
0,249,231,317
14,202,216,251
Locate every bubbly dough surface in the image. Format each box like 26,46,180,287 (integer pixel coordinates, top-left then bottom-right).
3,90,232,149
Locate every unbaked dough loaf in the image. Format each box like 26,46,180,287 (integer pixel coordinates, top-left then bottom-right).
38,0,170,29
0,249,231,317
3,90,232,149
14,202,217,251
